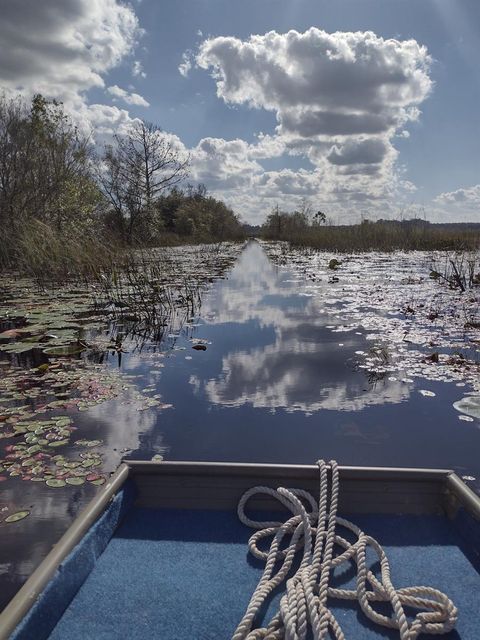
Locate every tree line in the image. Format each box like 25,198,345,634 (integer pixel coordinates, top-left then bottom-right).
0,93,244,269
260,203,480,252
261,202,328,238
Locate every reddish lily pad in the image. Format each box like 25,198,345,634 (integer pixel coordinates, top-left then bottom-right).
0,329,22,339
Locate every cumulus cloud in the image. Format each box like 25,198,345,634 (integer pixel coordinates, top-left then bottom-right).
107,84,149,107
132,60,146,78
0,0,143,132
434,184,480,208
0,0,141,98
190,137,263,189
192,28,434,220
196,28,432,141
327,138,389,166
82,102,135,138
256,169,321,197
0,10,444,223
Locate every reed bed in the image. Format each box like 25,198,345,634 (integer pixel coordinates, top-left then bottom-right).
263,221,480,252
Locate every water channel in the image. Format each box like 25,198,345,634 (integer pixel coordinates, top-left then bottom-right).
1,239,479,610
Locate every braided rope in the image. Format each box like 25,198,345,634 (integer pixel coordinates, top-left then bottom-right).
232,460,457,640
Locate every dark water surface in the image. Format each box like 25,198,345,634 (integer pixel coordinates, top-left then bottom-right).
124,241,479,470
1,240,479,611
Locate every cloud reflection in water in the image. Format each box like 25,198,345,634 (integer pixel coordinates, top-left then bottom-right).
195,242,410,414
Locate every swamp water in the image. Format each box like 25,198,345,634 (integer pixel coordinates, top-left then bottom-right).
0,239,479,610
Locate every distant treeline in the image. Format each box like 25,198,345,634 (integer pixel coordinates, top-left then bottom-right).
260,205,480,251
0,93,245,273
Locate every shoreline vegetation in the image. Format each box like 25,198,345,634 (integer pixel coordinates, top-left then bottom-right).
0,93,478,288
259,206,480,253
0,94,245,283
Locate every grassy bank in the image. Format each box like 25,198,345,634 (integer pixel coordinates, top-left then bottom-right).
0,93,246,281
262,219,480,252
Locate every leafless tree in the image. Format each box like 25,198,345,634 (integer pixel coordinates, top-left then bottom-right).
99,120,190,242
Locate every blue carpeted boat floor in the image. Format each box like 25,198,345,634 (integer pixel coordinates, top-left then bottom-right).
48,508,480,639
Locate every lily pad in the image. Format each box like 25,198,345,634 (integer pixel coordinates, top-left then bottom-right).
66,477,85,486
48,440,70,448
0,328,22,339
4,510,30,523
453,396,480,420
42,344,85,357
90,477,106,486
46,479,66,488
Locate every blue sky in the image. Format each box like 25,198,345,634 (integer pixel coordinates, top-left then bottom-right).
1,0,479,223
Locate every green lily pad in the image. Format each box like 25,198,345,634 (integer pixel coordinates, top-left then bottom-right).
1,342,42,354
56,418,71,427
48,439,69,447
46,479,66,488
43,344,85,357
5,510,30,523
90,477,106,486
86,440,102,448
66,477,85,486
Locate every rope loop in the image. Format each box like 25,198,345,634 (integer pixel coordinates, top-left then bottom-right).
233,460,458,640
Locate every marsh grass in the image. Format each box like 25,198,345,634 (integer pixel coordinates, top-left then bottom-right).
430,251,480,291
3,231,240,346
263,220,480,252
7,219,118,284
92,250,202,339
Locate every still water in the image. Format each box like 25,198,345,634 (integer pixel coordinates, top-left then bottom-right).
1,239,479,610
125,240,479,468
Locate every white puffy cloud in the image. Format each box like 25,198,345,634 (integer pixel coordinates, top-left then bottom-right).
107,84,149,107
248,133,286,159
0,9,447,223
256,169,321,197
0,0,141,99
132,60,146,78
0,0,143,133
190,137,263,189
434,184,480,209
192,28,433,220
81,102,136,138
196,28,432,142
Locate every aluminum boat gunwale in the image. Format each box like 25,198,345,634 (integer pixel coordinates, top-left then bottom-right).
1,461,479,640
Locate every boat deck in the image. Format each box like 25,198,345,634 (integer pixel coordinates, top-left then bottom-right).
44,505,480,639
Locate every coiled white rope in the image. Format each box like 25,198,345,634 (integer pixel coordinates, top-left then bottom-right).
233,460,457,640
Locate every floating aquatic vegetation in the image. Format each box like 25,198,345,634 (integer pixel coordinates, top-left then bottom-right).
0,243,244,491
4,511,30,523
264,243,480,395
453,396,480,420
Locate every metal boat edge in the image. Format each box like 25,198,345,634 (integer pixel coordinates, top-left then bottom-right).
1,461,479,639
